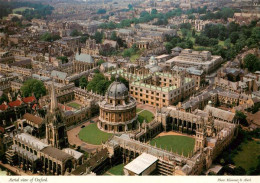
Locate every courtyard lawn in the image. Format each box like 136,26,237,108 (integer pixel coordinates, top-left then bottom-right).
79,123,112,145
106,163,124,175
136,108,143,113
233,140,260,172
67,102,81,110
13,7,33,13
130,53,140,63
137,110,154,123
150,135,195,157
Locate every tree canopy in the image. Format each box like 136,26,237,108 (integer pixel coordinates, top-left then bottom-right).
243,54,260,72
40,32,60,42
21,79,46,99
86,73,111,95
79,76,88,89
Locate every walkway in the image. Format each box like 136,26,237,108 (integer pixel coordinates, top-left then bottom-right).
67,116,102,153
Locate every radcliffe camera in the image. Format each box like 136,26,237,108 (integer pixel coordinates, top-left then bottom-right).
0,0,259,178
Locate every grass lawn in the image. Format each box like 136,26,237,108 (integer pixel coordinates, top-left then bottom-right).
233,140,260,172
130,53,140,63
13,7,33,13
150,135,195,157
136,108,143,113
79,123,112,145
137,110,154,123
106,163,124,175
67,102,81,110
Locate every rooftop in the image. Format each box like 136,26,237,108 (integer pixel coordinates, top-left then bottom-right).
124,153,158,175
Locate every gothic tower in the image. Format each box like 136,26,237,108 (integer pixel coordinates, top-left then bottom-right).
194,118,206,153
45,82,68,149
206,111,215,137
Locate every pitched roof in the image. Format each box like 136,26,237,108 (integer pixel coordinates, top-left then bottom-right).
75,53,94,63
8,100,23,107
23,113,43,125
23,96,36,103
0,103,8,111
41,146,73,161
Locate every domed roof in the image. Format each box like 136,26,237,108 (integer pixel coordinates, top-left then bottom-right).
150,56,156,61
107,81,128,99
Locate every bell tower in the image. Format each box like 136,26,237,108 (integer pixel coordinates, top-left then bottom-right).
194,118,206,153
45,82,68,149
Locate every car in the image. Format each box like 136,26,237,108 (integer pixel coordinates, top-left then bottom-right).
81,125,85,128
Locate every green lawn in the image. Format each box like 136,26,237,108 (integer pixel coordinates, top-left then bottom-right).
137,110,154,123
136,108,143,113
150,135,195,157
130,53,140,63
67,102,82,110
79,123,112,145
13,7,33,13
106,163,124,175
233,140,260,172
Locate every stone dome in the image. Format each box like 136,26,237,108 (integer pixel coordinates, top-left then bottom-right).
150,56,156,61
107,81,128,99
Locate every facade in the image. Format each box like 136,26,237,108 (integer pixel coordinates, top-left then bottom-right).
98,80,138,133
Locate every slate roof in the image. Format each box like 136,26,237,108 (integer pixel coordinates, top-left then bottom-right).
75,53,94,63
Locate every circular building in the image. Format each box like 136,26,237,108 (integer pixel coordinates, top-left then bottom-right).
98,80,138,133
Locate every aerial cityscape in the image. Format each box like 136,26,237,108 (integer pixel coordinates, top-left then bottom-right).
0,0,260,177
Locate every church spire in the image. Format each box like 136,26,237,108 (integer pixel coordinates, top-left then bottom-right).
50,81,58,113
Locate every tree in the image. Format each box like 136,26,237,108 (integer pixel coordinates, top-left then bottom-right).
111,75,129,89
234,111,248,126
180,23,192,30
110,31,117,41
97,9,106,14
128,4,133,10
21,79,46,99
243,54,260,72
230,32,239,44
40,32,60,42
56,56,68,64
70,29,82,37
164,42,173,53
151,9,158,15
0,94,9,104
192,29,196,37
91,31,103,44
97,59,105,66
86,73,111,95
79,76,88,89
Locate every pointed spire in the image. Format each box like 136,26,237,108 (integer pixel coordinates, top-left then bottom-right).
50,81,58,113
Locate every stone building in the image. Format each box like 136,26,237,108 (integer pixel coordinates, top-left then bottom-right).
98,80,138,133
73,53,97,73
167,49,223,74
130,70,196,108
